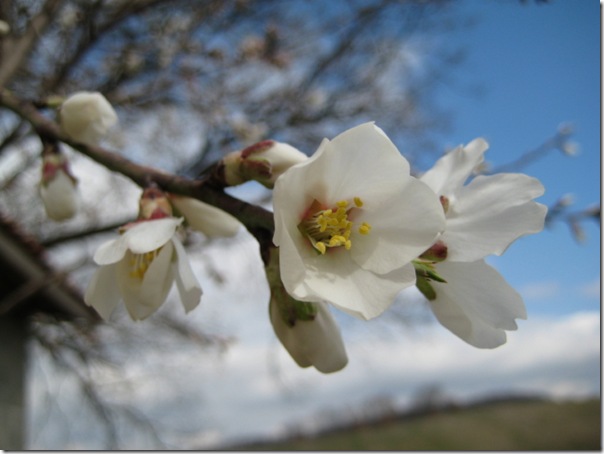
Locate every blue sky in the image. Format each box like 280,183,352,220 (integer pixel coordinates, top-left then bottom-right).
437,0,600,317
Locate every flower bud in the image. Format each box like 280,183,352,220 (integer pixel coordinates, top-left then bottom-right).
168,194,241,238
139,186,173,220
222,140,307,188
59,91,117,145
39,151,79,221
265,246,348,373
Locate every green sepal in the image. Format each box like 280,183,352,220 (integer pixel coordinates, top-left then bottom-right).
416,274,437,301
413,260,447,283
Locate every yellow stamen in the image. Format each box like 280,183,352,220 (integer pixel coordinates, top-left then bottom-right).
299,197,372,255
315,241,327,255
129,249,161,279
358,222,372,235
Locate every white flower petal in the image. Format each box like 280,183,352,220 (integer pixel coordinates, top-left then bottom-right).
444,174,547,261
84,264,121,320
39,171,79,221
93,236,129,265
289,251,416,320
428,260,527,348
310,122,412,204
420,138,488,197
270,300,348,373
123,217,182,254
169,196,240,237
116,243,175,320
171,238,202,313
350,177,444,274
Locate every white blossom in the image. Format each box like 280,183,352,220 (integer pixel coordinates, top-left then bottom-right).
273,122,445,320
417,138,547,348
84,217,202,320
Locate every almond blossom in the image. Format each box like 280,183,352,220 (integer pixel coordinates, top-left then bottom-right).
273,123,445,320
416,138,547,348
84,189,202,320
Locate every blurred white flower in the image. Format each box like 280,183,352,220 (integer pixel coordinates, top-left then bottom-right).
59,91,117,145
84,217,202,321
39,152,79,221
273,122,445,320
417,138,547,348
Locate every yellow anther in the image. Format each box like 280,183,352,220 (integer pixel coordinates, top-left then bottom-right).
358,222,372,235
129,249,161,279
315,241,327,255
299,197,371,255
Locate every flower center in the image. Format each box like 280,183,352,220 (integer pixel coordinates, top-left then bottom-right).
129,248,162,279
298,197,371,255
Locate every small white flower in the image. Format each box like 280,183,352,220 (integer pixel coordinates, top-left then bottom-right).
39,152,79,221
273,123,445,320
270,300,348,373
168,195,241,237
59,91,117,145
416,138,547,348
84,217,202,320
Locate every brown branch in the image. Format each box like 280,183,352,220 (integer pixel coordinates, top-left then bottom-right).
0,88,274,245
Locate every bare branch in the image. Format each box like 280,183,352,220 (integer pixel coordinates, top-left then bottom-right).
0,0,64,88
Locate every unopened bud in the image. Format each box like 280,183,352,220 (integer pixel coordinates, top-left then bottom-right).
265,246,348,373
139,186,173,220
419,240,448,262
39,149,79,221
221,140,307,188
59,91,117,145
